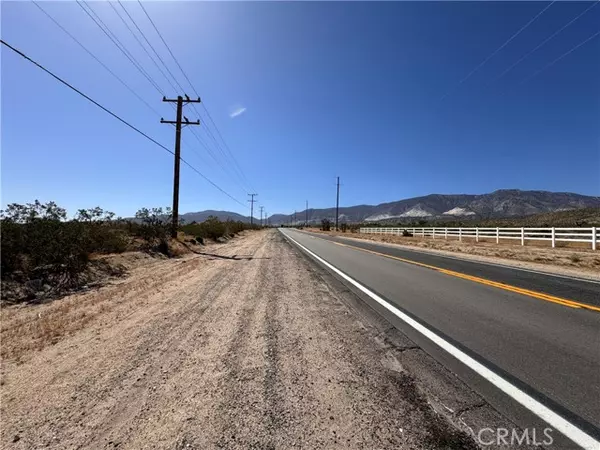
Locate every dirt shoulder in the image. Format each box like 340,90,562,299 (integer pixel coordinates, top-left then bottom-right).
307,229,600,280
1,229,476,449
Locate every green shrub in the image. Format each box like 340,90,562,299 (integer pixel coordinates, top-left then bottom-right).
1,201,127,285
181,217,252,241
133,207,171,249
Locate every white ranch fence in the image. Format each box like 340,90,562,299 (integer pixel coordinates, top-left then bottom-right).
358,227,599,250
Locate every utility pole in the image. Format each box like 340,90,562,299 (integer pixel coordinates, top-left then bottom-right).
161,95,201,238
335,176,340,231
248,194,257,226
259,206,264,227
294,210,297,227
305,200,308,226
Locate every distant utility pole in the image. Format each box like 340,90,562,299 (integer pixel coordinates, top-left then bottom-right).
294,210,297,226
259,206,264,227
248,194,257,226
161,95,201,238
335,176,340,231
306,200,309,226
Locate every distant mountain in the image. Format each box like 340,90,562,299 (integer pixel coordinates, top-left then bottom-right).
180,210,251,224
266,190,600,225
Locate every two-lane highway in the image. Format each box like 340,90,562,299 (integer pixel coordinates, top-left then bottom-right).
280,229,600,449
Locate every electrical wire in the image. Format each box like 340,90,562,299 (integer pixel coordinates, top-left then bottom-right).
520,29,600,84
1,39,247,209
440,1,556,101
32,1,162,118
107,0,179,94
35,1,213,173
116,0,187,94
76,0,166,97
490,1,599,84
137,0,256,193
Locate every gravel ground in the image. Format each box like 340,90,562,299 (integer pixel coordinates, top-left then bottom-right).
1,230,476,449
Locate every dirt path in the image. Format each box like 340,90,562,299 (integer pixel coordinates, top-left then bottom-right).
1,230,474,449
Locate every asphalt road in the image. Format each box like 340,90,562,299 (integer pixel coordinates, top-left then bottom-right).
280,228,600,448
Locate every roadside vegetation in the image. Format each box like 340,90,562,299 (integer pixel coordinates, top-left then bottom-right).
1,200,259,303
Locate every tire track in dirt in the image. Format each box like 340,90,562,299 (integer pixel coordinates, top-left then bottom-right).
1,232,268,449
84,234,269,449
2,230,478,449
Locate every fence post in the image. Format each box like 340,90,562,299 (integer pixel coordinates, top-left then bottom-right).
592,227,597,251
496,227,499,244
476,227,479,242
521,227,525,246
551,227,555,248
459,228,462,242
433,228,436,239
445,228,448,239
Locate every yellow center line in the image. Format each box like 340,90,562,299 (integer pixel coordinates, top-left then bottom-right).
327,240,600,313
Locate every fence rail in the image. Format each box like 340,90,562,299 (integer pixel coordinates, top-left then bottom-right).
358,227,599,250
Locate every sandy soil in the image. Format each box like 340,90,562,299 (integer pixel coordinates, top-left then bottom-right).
0,230,474,449
308,230,600,280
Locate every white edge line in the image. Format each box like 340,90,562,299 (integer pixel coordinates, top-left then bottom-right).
281,229,598,450
299,230,600,285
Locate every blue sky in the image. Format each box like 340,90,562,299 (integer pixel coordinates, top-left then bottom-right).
2,1,599,218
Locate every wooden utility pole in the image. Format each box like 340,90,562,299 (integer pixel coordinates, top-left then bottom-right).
335,176,340,231
248,194,257,226
161,95,200,238
306,200,308,226
259,206,264,227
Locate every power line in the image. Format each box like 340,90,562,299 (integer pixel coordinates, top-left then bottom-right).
520,29,600,84
187,126,251,193
490,1,599,84
1,39,247,209
107,0,179,94
440,1,556,101
75,0,250,199
76,0,165,97
32,1,161,118
137,0,256,193
116,0,186,94
34,1,214,175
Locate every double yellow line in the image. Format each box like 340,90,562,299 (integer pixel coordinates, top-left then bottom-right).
329,240,600,313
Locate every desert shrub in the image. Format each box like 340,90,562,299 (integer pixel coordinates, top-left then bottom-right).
1,215,88,284
340,223,348,233
202,216,226,240
321,219,331,231
1,220,25,275
181,217,252,241
133,207,172,248
402,229,413,237
1,202,127,286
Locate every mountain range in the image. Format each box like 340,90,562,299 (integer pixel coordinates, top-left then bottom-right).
179,190,600,225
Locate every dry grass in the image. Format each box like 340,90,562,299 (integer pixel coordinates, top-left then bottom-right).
0,251,203,361
0,228,256,362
